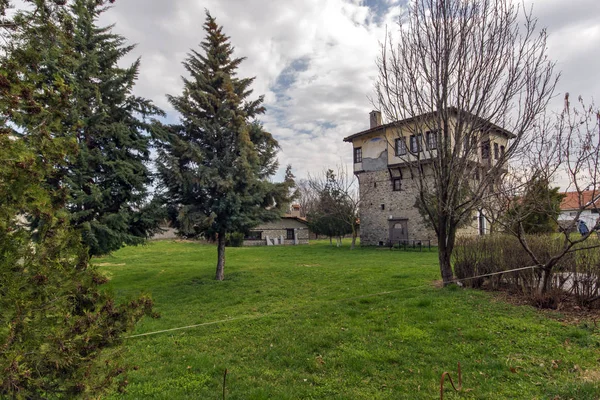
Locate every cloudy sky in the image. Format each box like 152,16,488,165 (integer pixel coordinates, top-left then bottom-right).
100,0,600,181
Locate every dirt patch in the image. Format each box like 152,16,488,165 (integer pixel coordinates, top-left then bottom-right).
431,280,444,289
487,287,600,325
581,369,600,383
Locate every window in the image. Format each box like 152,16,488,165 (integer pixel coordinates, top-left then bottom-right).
481,140,490,159
286,229,294,240
245,231,262,240
500,145,505,158
381,204,385,211
395,138,407,156
494,143,499,160
409,134,422,153
392,178,402,191
353,147,362,163
426,130,438,150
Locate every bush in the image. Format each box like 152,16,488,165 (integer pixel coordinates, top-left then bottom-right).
225,232,245,247
452,234,600,308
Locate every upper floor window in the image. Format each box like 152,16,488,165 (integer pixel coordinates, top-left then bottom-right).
395,138,407,156
426,130,438,150
354,147,362,163
410,134,422,153
500,145,505,158
481,140,490,159
392,178,402,191
494,142,499,160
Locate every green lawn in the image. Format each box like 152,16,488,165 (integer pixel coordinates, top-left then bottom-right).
98,240,600,399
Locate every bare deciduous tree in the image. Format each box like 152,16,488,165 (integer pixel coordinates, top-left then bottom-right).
296,178,319,219
307,165,361,249
489,95,600,295
374,0,558,284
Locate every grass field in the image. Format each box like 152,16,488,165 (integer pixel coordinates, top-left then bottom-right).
98,240,600,399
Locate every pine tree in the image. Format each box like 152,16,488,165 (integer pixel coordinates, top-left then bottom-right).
0,2,152,396
62,0,164,258
156,12,294,280
507,177,565,234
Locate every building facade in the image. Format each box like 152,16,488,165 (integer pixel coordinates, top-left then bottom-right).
558,190,600,231
243,216,310,246
344,110,513,246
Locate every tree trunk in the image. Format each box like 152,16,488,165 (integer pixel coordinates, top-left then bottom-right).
329,236,332,246
437,221,456,286
215,232,226,281
539,266,553,295
351,228,357,250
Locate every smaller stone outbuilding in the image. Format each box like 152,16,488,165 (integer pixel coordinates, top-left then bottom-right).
243,216,310,246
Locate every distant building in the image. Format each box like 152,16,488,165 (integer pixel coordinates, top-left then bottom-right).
558,190,600,230
243,215,310,246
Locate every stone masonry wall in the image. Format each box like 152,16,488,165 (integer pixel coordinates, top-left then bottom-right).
359,169,436,246
358,170,481,246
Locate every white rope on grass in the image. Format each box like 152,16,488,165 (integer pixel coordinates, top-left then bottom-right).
450,264,542,284
125,264,543,339
125,284,433,339
126,314,270,339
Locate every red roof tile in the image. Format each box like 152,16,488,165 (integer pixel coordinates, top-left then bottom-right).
560,190,600,210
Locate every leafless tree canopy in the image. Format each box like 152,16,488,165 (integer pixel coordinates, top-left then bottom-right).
306,165,361,249
374,0,558,283
489,96,600,294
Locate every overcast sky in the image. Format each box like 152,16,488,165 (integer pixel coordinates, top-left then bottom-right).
100,0,600,181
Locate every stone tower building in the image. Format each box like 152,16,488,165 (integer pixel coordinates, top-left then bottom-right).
343,109,514,246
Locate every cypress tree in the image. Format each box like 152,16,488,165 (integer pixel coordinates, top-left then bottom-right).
63,0,164,258
156,12,294,280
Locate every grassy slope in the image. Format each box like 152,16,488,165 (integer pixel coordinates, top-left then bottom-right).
99,241,600,399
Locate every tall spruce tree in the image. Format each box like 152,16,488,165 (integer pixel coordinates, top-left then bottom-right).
62,0,164,258
156,12,294,280
0,1,152,397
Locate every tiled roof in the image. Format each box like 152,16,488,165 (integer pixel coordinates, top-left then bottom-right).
343,107,516,143
560,190,600,210
282,214,308,224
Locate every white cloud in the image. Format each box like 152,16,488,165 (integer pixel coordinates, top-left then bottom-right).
99,0,600,180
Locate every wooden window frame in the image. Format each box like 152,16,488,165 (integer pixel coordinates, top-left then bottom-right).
286,229,294,240
426,130,438,150
353,147,362,163
395,138,407,156
481,140,490,159
409,134,422,153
